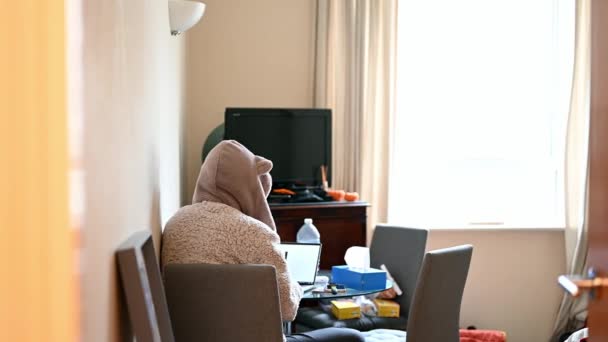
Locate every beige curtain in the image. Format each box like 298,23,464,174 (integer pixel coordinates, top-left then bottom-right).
315,0,397,242
552,0,591,339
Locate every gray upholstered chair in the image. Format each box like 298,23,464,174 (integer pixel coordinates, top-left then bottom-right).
362,245,474,342
116,231,285,342
164,263,285,342
116,231,176,342
296,225,428,331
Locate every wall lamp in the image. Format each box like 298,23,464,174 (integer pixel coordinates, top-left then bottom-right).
168,0,206,36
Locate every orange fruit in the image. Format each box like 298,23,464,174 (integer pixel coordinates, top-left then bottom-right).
327,189,345,201
344,192,359,201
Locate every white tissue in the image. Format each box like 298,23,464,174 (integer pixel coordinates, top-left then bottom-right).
380,264,403,296
315,275,329,285
344,246,370,269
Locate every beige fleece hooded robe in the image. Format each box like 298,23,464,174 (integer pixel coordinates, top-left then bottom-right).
161,140,302,322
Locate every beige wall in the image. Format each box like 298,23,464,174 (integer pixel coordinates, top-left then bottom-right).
78,0,185,340
427,229,566,342
183,0,316,202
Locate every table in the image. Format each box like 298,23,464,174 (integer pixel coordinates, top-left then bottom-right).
301,269,392,300
283,276,393,335
301,280,393,301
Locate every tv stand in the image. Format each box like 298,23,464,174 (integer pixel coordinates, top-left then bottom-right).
270,201,369,269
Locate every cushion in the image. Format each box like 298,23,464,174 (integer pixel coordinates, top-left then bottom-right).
296,307,407,332
362,329,407,342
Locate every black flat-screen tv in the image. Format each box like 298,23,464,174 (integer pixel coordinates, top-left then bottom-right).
224,107,332,187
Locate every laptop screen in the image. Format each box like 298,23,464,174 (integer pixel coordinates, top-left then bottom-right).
277,243,322,285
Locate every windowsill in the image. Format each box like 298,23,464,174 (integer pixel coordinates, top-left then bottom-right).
387,219,566,231
426,225,565,232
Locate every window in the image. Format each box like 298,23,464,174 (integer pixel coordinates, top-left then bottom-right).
388,0,575,227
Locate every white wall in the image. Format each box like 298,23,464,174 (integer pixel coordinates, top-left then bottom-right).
427,228,566,342
183,0,316,202
78,0,185,340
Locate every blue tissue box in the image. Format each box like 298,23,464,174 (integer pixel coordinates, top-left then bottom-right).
331,265,387,290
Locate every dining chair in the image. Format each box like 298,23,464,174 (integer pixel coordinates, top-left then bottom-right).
116,231,175,342
296,225,428,331
116,230,285,342
362,244,474,342
164,263,284,342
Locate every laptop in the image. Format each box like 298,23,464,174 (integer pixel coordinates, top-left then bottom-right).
278,242,322,293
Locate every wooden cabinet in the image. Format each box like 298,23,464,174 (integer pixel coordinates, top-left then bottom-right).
270,201,368,270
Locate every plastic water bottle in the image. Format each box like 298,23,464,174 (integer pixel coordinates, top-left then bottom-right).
296,218,321,243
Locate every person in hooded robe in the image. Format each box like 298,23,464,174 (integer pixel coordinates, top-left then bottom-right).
162,140,365,342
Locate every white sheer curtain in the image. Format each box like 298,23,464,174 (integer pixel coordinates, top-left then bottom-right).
552,0,591,339
315,0,397,240
389,0,574,228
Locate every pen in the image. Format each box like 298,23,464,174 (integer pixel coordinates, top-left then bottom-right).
312,288,347,294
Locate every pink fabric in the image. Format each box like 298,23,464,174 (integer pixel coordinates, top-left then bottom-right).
192,140,276,230
459,329,507,342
